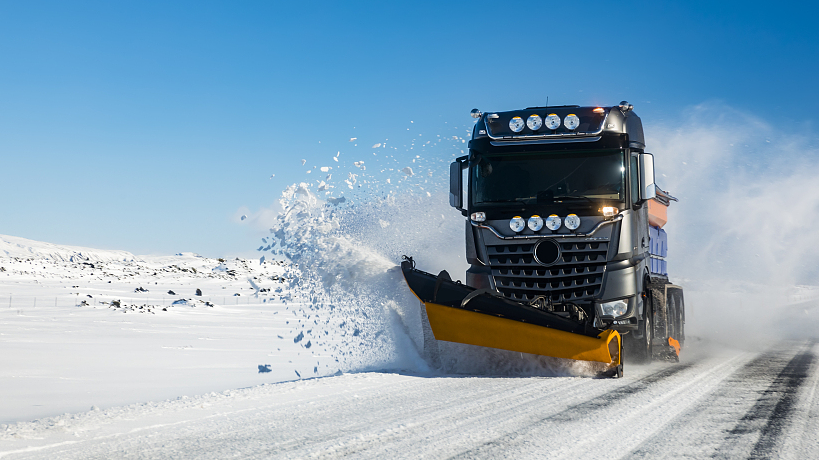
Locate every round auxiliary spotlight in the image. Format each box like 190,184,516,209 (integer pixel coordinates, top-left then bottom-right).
526,115,543,131
565,214,581,230
545,114,561,130
528,215,543,231
564,114,580,130
509,117,525,133
534,239,561,266
509,216,525,233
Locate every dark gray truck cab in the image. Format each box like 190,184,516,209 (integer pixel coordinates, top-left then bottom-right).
450,103,684,360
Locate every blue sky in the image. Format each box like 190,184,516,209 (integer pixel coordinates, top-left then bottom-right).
2,1,817,257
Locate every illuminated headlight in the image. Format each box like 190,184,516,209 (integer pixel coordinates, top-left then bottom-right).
599,299,628,317
545,214,561,230
470,212,486,222
526,115,542,131
509,216,525,232
509,117,525,133
565,214,581,230
545,114,561,130
528,215,543,231
564,114,580,130
602,206,618,218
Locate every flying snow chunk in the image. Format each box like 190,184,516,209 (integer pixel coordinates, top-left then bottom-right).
349,137,357,142
269,174,275,179
401,167,414,176
241,215,247,221
301,159,307,165
320,166,330,172
372,143,382,148
260,255,265,265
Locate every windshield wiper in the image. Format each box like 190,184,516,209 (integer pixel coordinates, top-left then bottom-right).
550,195,595,203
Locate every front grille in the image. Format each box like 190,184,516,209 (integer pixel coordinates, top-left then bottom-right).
487,240,608,303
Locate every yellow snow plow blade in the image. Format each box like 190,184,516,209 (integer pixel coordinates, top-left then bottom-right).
425,301,621,366
400,258,622,372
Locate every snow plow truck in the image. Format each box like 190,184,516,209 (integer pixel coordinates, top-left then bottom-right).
401,102,684,377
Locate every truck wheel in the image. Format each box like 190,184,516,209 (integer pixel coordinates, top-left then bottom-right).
623,292,654,364
640,303,653,362
633,292,654,363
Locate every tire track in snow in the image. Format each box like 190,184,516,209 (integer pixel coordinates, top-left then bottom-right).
625,341,816,459
779,342,819,459
448,361,701,459
720,342,815,459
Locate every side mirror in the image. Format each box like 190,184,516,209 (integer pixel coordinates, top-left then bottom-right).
449,157,467,212
639,153,656,202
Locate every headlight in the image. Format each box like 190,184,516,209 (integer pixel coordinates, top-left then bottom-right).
470,212,486,222
545,214,561,230
599,299,628,317
545,114,560,130
509,216,525,232
509,117,525,133
601,206,618,218
564,114,580,130
565,214,581,230
528,215,543,231
526,115,542,131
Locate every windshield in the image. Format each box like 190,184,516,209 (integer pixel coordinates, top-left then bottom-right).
472,150,625,205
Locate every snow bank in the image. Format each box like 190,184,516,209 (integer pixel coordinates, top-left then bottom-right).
0,234,142,263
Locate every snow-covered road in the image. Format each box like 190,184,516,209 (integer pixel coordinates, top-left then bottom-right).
2,341,817,459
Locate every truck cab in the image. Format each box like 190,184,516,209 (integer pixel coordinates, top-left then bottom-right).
450,103,681,359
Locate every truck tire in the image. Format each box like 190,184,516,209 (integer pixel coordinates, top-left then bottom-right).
624,292,653,363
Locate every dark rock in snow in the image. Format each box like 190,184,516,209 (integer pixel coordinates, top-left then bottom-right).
111,300,121,308
195,289,202,296
134,287,148,293
167,290,176,295
258,364,272,373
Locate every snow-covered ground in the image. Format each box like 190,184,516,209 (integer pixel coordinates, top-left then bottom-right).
2,340,818,459
3,233,819,459
0,234,338,424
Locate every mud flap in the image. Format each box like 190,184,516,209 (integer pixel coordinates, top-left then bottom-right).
648,280,685,362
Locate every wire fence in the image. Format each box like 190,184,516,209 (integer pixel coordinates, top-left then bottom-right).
1,293,284,310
